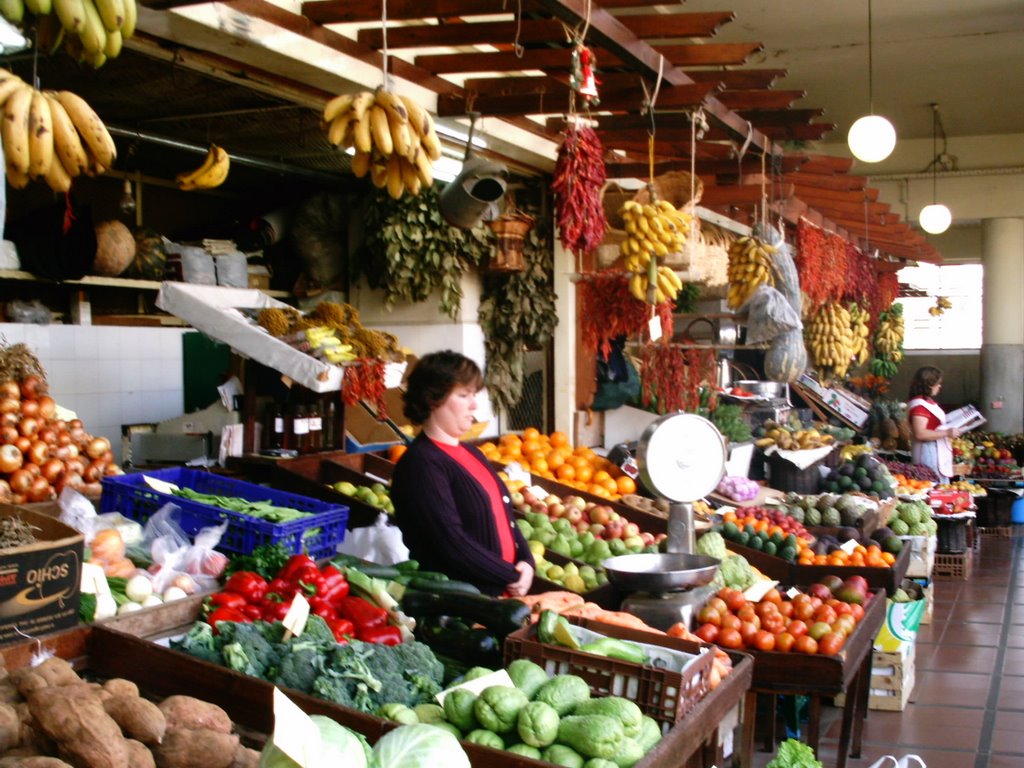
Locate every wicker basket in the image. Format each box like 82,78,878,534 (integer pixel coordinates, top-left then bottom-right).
632,170,704,209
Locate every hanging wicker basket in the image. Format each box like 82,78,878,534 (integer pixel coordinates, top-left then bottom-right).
632,170,704,209
487,211,535,272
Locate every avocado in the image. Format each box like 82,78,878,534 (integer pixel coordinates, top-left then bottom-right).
858,476,873,491
853,466,868,479
838,526,860,542
883,536,904,554
763,541,778,556
871,526,895,542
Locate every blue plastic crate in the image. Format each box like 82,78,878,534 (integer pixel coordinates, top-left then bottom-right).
100,467,348,558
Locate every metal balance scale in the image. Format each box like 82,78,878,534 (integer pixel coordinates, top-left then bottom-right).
603,413,727,631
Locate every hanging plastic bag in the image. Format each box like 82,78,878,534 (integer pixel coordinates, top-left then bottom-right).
135,503,226,595
866,756,926,768
336,512,409,565
745,284,802,344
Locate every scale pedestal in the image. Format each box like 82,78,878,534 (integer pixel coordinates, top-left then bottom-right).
620,585,715,632
665,500,697,554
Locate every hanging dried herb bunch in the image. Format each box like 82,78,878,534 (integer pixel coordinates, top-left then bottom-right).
0,339,46,384
478,204,558,415
361,185,493,319
0,514,38,550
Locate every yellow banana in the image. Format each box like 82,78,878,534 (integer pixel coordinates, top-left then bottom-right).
373,88,408,125
55,90,116,168
390,119,411,159
350,150,371,178
120,0,136,37
385,153,404,199
322,92,354,124
413,147,433,187
420,124,442,162
185,144,229,189
353,108,373,154
27,89,54,178
94,0,123,32
46,92,88,177
399,155,419,196
398,94,430,138
6,162,30,189
2,84,33,176
0,76,26,108
43,151,72,193
327,112,354,146
368,104,392,155
103,29,122,59
369,152,388,189
79,0,108,56
54,0,86,34
176,144,218,189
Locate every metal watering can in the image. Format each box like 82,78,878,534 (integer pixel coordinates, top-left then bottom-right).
439,114,508,229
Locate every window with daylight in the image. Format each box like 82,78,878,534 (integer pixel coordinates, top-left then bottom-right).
897,264,983,350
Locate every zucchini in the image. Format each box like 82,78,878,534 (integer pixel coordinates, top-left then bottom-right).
406,577,481,595
352,564,403,580
417,615,503,669
394,559,420,573
408,570,449,582
400,590,531,636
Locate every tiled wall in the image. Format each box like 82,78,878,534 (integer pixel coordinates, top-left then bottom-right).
0,324,186,462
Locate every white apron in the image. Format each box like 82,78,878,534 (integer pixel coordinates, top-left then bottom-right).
908,397,953,478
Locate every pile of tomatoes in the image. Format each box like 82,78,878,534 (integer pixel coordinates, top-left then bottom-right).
694,583,868,656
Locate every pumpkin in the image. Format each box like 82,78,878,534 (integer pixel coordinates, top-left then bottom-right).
126,229,167,281
93,220,136,276
765,328,807,383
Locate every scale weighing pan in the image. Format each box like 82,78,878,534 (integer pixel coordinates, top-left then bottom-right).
603,553,720,594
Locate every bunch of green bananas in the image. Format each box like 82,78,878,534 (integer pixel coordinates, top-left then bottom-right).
848,302,872,367
323,88,441,199
0,0,138,68
176,144,230,191
618,199,691,270
869,304,905,378
726,235,775,309
806,301,856,378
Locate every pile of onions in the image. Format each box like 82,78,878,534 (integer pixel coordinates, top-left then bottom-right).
0,374,122,504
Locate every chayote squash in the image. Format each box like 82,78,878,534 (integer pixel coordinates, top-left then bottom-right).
413,704,445,724
534,675,591,716
377,704,419,725
428,721,463,739
637,716,662,753
464,729,504,750
572,698,643,740
507,659,549,700
462,667,495,682
542,744,585,768
583,760,620,768
442,688,478,733
516,701,560,748
507,743,542,760
557,715,624,760
474,686,529,734
609,737,645,768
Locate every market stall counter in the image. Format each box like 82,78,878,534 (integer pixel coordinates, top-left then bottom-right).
743,588,886,768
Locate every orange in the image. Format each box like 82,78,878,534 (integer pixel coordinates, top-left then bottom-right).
522,427,541,441
592,469,612,484
589,484,611,498
546,452,565,470
530,458,549,475
521,439,542,455
388,444,408,462
600,476,618,494
615,475,637,495
549,431,569,448
575,464,594,483
556,463,576,482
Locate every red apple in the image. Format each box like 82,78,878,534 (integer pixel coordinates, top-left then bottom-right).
565,507,583,524
623,522,640,539
605,520,624,539
548,502,566,518
589,523,606,539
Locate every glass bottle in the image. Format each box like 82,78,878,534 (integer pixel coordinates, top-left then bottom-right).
307,398,323,453
269,401,286,449
292,404,310,453
323,397,338,450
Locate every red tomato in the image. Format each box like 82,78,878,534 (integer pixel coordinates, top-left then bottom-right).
786,620,809,638
695,623,720,644
737,604,758,623
717,627,744,649
707,597,729,615
775,632,796,653
814,605,838,625
808,621,832,641
778,601,795,619
754,601,777,620
739,621,760,646
721,614,743,631
761,613,786,634
794,601,816,622
763,588,782,605
833,602,853,617
753,630,776,652
697,605,722,627
832,615,857,637
818,632,846,656
724,589,747,613
794,635,819,654
849,604,865,621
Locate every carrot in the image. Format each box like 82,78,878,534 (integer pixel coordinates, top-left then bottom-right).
560,603,660,632
512,591,585,615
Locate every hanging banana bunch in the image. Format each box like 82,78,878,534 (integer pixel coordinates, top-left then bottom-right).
322,87,441,199
806,301,856,379
726,235,775,309
869,304,905,378
928,295,953,316
176,144,230,191
618,198,690,304
0,0,140,68
848,302,872,367
0,70,116,192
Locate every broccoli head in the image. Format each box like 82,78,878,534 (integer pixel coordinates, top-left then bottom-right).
170,622,222,666
218,623,280,678
275,642,327,694
301,615,339,648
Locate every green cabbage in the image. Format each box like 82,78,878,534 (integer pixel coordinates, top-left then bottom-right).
372,723,470,768
696,531,727,560
719,555,754,591
259,715,371,768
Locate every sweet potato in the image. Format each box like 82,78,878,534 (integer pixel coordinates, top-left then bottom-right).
124,739,156,768
229,745,260,768
157,696,232,734
12,659,80,696
0,679,18,704
0,758,74,768
152,728,238,768
103,680,140,699
27,687,128,768
103,696,166,745
0,701,20,752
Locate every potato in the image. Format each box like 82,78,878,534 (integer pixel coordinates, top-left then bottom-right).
0,702,20,751
229,745,260,768
27,688,128,768
13,659,81,695
0,680,18,704
157,696,232,734
104,696,166,745
153,728,238,768
0,758,74,767
124,739,156,768
103,680,140,699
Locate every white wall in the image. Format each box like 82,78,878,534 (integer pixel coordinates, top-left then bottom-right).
0,324,186,461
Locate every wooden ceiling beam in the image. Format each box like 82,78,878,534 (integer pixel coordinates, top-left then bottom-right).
784,172,867,191
416,42,761,74
717,89,804,110
357,12,735,49
801,198,890,218
438,81,718,117
462,68,788,97
698,184,794,206
791,154,856,174
302,0,664,24
734,108,824,127
792,184,879,203
599,139,737,160
697,155,809,176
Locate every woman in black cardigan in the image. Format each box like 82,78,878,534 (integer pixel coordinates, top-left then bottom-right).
391,351,535,597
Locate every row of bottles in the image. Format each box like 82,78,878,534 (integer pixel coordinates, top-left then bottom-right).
265,391,344,453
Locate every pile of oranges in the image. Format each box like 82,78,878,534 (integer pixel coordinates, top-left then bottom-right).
478,427,637,500
796,543,896,568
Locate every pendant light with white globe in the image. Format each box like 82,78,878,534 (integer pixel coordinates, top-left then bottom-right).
847,0,897,163
919,103,952,235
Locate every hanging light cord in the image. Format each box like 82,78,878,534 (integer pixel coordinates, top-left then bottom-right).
930,103,939,202
867,0,875,113
381,0,389,90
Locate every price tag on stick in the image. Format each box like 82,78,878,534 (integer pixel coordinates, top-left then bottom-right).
272,688,322,768
282,593,310,641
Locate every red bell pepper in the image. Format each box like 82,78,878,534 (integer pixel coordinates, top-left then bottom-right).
309,597,339,621
223,571,268,603
326,617,355,643
241,603,265,621
206,592,248,612
292,564,325,597
207,606,252,631
279,553,317,581
358,625,402,645
319,565,349,604
261,596,293,622
267,577,295,599
336,596,387,630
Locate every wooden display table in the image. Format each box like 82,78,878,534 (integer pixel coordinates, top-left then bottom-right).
738,590,886,768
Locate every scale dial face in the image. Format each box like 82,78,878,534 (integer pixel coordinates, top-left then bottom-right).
636,413,727,502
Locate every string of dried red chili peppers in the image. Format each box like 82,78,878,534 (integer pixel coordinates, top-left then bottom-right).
639,345,717,414
341,359,388,418
843,245,877,305
578,271,674,359
875,271,900,317
796,219,850,310
552,123,607,257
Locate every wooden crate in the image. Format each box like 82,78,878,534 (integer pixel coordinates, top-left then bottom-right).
977,525,1013,539
835,644,915,712
933,549,973,580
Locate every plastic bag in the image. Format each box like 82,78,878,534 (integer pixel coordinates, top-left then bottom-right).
336,512,409,565
165,240,217,285
215,250,249,288
58,485,99,542
745,284,802,344
137,503,226,594
867,756,926,768
5,299,53,324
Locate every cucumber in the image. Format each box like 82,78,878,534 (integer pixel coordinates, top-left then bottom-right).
353,564,402,580
407,570,449,582
406,577,481,595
